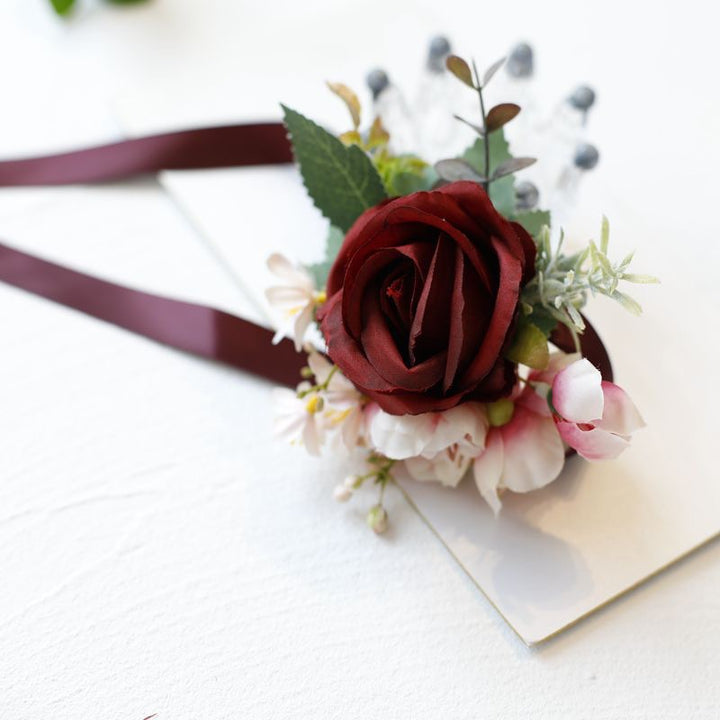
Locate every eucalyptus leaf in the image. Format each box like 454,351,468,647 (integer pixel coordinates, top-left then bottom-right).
446,55,475,88
485,103,521,133
491,156,536,180
482,57,506,86
453,114,485,136
282,105,387,232
434,159,486,183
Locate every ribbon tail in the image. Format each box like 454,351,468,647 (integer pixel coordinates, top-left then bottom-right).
0,241,305,388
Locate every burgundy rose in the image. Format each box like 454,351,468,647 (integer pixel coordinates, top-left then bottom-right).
318,181,536,415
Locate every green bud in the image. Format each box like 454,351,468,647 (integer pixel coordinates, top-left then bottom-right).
505,322,550,370
487,398,515,427
366,504,388,534
300,366,314,379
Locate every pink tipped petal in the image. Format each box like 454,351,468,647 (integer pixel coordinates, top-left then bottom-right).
473,431,504,515
517,384,553,417
423,403,488,456
597,382,646,436
552,358,604,423
406,450,471,487
500,409,566,493
529,351,579,384
556,421,629,460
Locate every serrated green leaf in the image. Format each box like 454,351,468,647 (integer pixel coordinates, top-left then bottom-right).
390,169,436,196
462,129,516,215
515,209,551,238
306,225,345,289
463,128,512,175
282,105,387,232
50,0,75,14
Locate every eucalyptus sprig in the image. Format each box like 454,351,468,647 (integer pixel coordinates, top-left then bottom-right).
439,55,536,192
521,218,659,348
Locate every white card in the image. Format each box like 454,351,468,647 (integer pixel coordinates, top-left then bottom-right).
111,15,720,643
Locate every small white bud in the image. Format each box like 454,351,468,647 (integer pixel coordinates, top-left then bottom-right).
366,504,388,534
343,475,359,489
333,485,353,502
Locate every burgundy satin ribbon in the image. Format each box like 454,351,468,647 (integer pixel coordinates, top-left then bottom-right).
0,123,292,186
0,241,305,387
0,121,612,388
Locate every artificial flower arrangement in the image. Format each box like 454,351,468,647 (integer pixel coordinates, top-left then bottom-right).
268,50,655,533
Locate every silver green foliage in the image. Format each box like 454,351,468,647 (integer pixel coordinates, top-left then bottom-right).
521,217,658,346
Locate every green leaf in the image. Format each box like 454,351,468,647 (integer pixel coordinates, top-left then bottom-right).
282,105,387,232
505,322,550,369
306,226,345,289
50,0,76,15
390,169,435,196
525,307,559,338
515,209,551,238
462,129,516,215
600,215,610,255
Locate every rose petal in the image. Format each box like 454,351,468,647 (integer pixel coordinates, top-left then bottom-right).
597,381,645,436
500,407,565,493
408,235,454,363
362,285,447,390
552,358,604,423
457,234,523,389
556,421,629,460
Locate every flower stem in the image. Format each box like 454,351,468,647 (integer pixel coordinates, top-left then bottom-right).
472,60,490,192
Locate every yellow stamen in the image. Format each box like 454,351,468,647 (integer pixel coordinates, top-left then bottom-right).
305,395,322,414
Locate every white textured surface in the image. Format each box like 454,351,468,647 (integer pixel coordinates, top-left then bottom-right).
2,0,720,717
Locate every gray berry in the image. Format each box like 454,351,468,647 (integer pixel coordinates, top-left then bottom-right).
366,69,389,99
506,42,533,78
569,85,596,111
574,143,599,170
427,35,451,72
515,180,540,210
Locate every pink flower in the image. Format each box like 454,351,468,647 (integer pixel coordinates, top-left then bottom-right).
472,385,565,514
551,358,645,460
